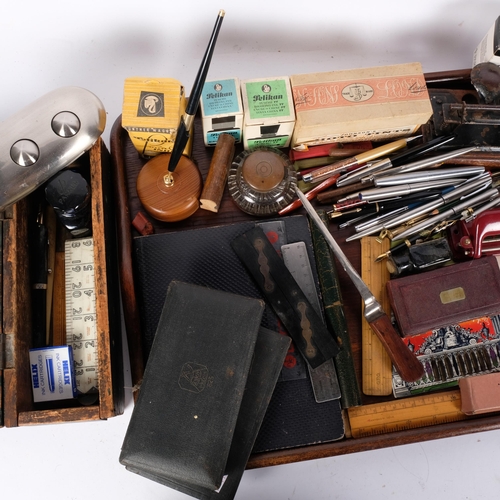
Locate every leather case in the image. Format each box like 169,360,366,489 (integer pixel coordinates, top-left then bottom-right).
119,281,265,491
123,325,291,499
387,256,500,337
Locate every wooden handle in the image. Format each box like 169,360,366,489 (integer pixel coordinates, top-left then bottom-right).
368,314,424,382
200,133,235,212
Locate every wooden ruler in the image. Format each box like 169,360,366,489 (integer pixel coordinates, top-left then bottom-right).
347,389,467,437
361,236,393,396
65,237,99,397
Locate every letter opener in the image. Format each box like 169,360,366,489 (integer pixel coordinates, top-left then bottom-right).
295,187,424,382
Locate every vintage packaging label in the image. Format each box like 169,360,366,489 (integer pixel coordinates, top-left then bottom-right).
30,346,77,402
243,78,293,120
122,77,191,157
200,78,243,146
293,73,430,111
290,63,433,147
392,315,500,398
201,78,241,116
241,77,295,148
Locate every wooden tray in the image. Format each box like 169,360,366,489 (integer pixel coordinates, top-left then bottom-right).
109,69,500,469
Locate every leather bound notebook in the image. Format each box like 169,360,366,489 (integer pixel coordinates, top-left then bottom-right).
132,215,344,454
387,256,500,337
120,281,265,492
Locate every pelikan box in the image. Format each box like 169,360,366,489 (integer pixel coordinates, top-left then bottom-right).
290,62,433,149
200,78,243,146
241,76,295,149
473,16,500,66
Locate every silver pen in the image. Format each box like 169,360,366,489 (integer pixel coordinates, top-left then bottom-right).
463,195,500,223
364,146,478,183
345,172,492,241
340,178,465,203
394,188,500,240
336,135,457,187
373,167,485,187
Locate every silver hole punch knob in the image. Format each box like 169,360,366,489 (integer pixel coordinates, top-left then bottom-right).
52,111,81,138
10,139,40,166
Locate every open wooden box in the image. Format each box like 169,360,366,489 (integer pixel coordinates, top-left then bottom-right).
110,69,500,469
1,138,124,426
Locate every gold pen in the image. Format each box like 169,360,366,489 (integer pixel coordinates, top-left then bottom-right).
302,136,419,184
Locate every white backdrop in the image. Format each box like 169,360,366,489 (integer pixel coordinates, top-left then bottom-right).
2,1,500,499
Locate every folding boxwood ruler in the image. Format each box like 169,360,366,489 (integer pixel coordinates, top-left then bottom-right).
347,389,469,437
361,236,393,396
65,237,99,397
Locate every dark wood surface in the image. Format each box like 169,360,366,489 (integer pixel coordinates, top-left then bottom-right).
109,69,500,468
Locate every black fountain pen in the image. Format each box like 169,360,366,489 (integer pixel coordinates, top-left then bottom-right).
32,207,48,348
167,10,225,174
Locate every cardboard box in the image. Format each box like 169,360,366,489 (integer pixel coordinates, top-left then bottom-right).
122,77,191,157
460,372,500,415
290,62,433,148
473,16,500,67
29,346,77,403
241,76,295,149
200,77,243,146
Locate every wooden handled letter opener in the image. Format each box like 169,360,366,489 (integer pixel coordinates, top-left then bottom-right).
295,187,424,382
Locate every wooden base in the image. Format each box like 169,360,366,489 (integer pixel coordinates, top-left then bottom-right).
136,154,203,222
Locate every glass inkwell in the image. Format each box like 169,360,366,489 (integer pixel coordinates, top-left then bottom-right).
227,147,297,216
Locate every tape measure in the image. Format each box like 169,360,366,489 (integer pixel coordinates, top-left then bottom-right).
65,237,99,396
282,241,341,402
360,237,393,396
347,389,468,438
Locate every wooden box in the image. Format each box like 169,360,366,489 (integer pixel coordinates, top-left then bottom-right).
110,69,500,470
1,138,124,426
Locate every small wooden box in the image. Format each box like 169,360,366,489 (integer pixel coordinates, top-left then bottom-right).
0,138,124,426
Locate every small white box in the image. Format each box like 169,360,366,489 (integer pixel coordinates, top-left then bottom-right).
473,16,500,67
241,76,295,149
29,346,77,402
200,77,244,146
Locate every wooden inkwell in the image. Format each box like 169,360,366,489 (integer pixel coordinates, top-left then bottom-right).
136,154,202,222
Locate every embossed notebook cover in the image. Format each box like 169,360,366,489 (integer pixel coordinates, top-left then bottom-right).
387,256,500,337
120,281,264,491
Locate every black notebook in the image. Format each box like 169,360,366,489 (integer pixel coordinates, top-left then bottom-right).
120,281,266,491
132,216,344,453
